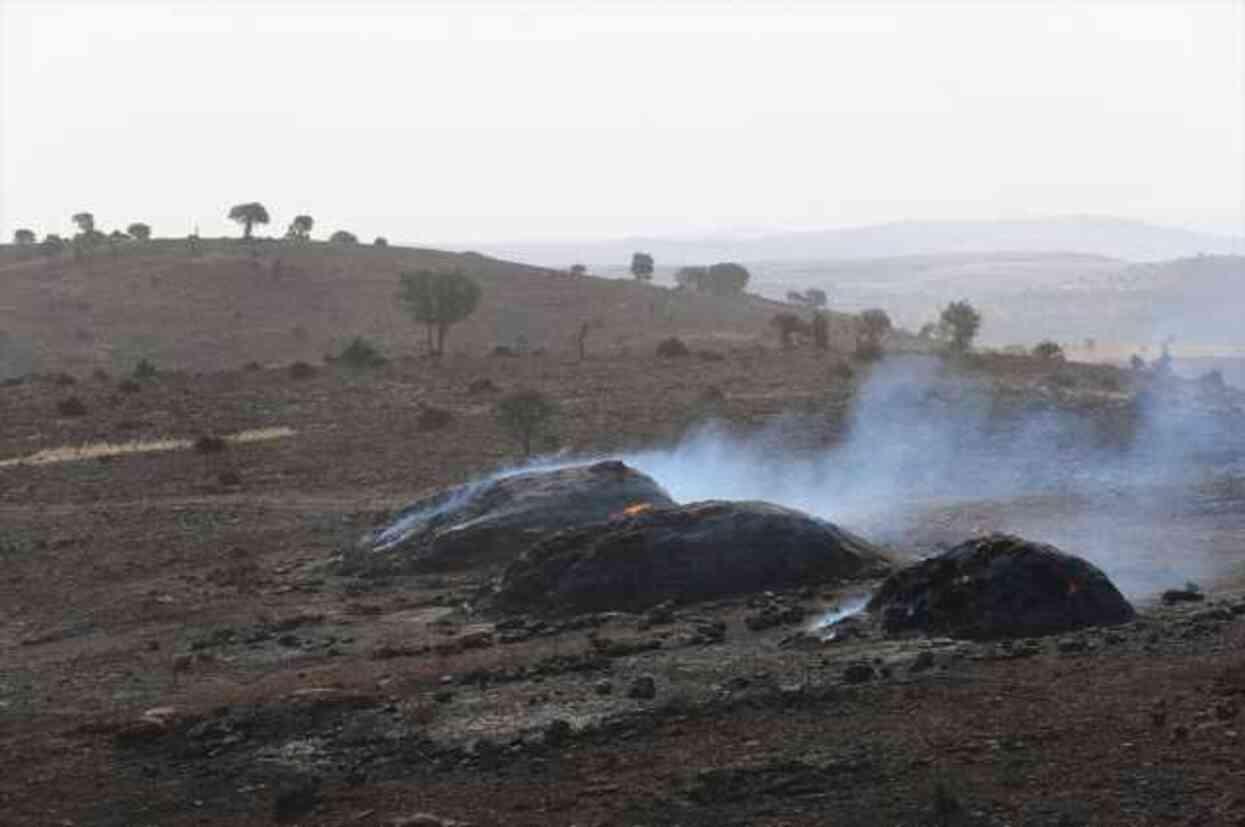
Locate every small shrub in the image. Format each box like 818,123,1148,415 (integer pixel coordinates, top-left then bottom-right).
495,388,557,457
56,396,87,417
700,385,726,404
193,434,228,454
374,237,389,247
91,368,111,382
243,361,262,371
335,337,387,370
830,361,855,381
118,378,142,394
696,349,725,362
656,337,690,358
490,345,518,358
467,378,498,394
53,372,77,386
217,470,242,487
133,358,158,380
1033,340,1065,361
289,361,317,380
417,406,454,431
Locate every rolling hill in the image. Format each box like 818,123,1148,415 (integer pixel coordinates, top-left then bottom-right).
0,238,854,377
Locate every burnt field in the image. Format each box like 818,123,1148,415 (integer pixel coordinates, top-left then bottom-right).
2,343,1244,826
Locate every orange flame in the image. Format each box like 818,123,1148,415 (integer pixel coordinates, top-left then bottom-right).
613,502,655,520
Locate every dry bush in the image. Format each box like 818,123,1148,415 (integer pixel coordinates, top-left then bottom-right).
656,337,690,358
417,406,454,432
56,396,87,417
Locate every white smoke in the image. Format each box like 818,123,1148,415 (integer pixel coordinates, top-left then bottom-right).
624,354,1243,599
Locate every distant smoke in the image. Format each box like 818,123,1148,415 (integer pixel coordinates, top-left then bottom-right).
625,355,1243,598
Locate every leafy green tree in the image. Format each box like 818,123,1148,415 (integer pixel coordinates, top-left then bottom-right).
398,269,483,356
805,288,827,308
227,202,270,239
287,215,314,240
373,236,389,247
569,263,587,277
495,388,557,457
329,230,358,245
630,252,654,281
126,223,151,241
72,212,95,234
939,300,982,352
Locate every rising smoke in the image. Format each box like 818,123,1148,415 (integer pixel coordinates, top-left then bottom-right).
624,355,1243,598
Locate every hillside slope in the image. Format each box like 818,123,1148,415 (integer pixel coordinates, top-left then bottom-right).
0,240,853,376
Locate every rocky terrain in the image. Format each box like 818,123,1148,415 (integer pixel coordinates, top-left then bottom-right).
1,244,1243,826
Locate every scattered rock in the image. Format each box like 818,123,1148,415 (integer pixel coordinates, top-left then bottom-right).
594,680,613,695
909,651,936,673
842,663,875,684
272,774,321,822
628,675,658,700
1161,587,1206,605
867,534,1135,640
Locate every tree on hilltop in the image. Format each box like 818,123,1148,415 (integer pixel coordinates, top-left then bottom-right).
939,300,982,352
630,252,654,281
228,202,270,240
13,228,36,246
329,230,358,245
398,269,483,357
72,212,95,234
675,262,751,296
287,215,314,241
126,223,151,241
40,234,66,258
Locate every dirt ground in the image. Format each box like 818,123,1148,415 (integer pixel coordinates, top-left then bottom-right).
2,340,1244,826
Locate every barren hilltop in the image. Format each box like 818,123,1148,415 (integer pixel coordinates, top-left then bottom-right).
0,238,860,377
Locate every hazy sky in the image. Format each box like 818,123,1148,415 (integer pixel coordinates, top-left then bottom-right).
2,1,1242,244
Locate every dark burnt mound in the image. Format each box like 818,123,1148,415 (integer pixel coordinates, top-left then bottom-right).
867,533,1135,640
341,461,676,574
491,500,891,615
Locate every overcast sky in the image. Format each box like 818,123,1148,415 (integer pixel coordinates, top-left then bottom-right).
2,1,1242,244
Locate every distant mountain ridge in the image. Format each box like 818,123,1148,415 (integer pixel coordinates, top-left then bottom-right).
469,216,1244,268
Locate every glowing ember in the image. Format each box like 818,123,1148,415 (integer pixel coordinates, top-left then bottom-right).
613,502,656,520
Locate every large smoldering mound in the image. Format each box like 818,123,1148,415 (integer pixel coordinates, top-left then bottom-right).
341,461,676,574
866,533,1135,640
491,500,892,614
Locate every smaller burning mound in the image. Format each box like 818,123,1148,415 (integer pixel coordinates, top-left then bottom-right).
867,534,1135,640
343,461,676,573
491,501,891,614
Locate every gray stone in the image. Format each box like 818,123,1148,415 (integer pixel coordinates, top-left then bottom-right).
627,675,657,700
